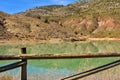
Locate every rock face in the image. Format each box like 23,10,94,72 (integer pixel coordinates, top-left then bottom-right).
62,16,120,37
94,17,119,32
0,0,120,41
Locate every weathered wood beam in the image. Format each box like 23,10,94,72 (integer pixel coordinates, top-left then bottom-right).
62,59,120,80
0,53,120,60
20,48,27,80
0,61,26,72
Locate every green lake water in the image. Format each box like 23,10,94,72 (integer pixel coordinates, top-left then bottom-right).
0,41,120,80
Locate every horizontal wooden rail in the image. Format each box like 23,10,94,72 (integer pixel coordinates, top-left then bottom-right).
0,61,26,72
0,53,120,60
0,47,120,80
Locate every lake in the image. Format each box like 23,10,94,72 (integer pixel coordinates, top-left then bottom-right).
0,41,120,80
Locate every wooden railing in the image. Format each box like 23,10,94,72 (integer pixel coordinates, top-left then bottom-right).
0,48,120,80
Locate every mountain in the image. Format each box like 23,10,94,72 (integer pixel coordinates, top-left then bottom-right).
0,0,120,41
16,0,120,38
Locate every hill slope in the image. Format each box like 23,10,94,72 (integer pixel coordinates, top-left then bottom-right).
0,0,120,41
17,0,120,38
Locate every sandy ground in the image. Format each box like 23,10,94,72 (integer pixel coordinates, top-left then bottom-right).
88,38,120,41
0,38,120,45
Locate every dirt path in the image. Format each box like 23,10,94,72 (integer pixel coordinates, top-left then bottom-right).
88,38,120,41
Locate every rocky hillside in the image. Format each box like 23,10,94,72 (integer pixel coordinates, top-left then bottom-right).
17,0,120,38
0,11,75,41
0,0,120,41
0,11,13,40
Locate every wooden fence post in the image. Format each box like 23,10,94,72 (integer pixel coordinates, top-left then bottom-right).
20,48,27,80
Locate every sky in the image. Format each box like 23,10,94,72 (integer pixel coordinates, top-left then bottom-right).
0,0,77,14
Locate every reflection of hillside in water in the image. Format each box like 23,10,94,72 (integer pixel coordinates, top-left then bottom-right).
0,41,120,54
0,41,120,80
27,41,120,54
91,41,120,53
27,41,120,70
72,42,99,53
70,41,120,53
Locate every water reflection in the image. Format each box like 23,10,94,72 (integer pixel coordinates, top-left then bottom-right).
0,41,120,80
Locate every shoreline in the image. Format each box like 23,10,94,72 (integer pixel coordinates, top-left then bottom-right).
0,38,120,44
88,38,120,41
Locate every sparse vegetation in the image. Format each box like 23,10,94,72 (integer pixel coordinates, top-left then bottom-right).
0,0,120,40
44,18,49,23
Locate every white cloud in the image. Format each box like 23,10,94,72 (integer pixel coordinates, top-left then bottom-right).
52,0,70,5
55,0,66,3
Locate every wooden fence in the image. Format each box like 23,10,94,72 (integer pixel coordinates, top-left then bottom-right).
0,48,120,80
